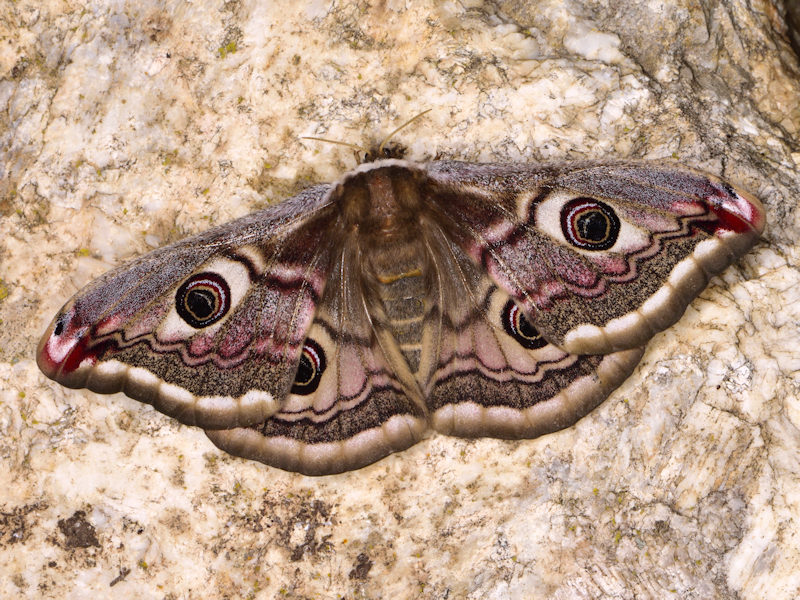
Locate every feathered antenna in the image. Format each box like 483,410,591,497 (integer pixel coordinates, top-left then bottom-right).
299,137,369,155
301,109,432,162
376,109,431,157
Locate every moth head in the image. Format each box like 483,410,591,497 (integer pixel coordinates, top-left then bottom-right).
362,109,429,162
362,142,407,163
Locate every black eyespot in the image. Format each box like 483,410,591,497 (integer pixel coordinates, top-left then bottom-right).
175,272,231,328
561,197,620,250
53,317,65,336
292,338,326,395
502,300,548,349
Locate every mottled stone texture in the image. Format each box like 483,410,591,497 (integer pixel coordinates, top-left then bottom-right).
1,1,798,598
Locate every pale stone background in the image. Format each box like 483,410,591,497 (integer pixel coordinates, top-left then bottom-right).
2,1,799,598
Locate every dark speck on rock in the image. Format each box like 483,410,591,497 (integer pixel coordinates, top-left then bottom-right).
58,510,100,548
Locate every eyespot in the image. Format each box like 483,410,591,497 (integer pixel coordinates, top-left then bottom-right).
292,338,326,395
502,300,548,349
560,197,620,250
175,272,231,328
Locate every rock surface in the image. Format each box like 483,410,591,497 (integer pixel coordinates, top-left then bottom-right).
1,1,798,598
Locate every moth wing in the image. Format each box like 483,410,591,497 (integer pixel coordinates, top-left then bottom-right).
419,227,643,438
425,161,765,354
205,239,430,476
37,185,341,429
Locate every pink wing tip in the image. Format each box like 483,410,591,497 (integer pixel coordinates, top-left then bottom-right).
36,307,99,384
710,180,766,236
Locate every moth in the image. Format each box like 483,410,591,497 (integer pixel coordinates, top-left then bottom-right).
37,151,765,475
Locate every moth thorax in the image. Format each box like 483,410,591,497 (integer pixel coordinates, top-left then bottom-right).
364,241,428,374
338,166,424,233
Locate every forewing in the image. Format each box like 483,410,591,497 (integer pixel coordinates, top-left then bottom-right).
37,185,339,429
425,161,765,354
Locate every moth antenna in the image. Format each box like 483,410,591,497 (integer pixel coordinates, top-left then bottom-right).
300,136,369,155
377,109,432,155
